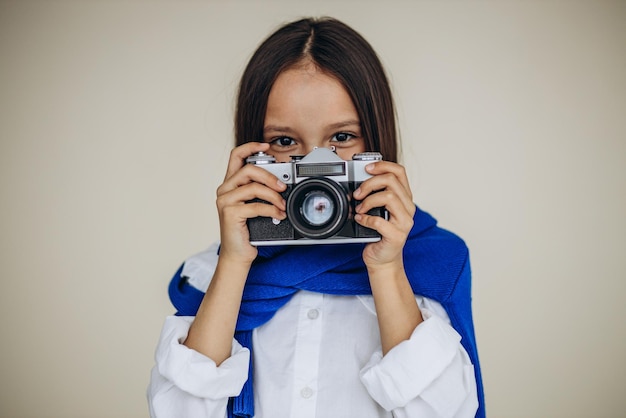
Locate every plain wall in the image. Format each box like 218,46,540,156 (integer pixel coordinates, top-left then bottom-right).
1,0,624,417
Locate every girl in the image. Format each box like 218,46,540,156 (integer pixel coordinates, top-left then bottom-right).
148,17,484,418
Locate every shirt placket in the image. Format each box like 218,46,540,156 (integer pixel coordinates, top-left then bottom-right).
291,291,324,418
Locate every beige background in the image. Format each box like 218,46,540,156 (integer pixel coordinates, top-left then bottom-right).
1,0,625,417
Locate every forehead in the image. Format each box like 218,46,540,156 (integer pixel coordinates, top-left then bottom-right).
266,66,358,120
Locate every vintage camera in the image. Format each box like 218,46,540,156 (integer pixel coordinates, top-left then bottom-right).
246,147,388,246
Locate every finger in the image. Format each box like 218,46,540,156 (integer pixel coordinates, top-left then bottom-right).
354,212,407,243
356,191,414,230
221,201,287,223
353,173,414,216
217,182,286,211
224,142,271,180
364,161,412,195
218,164,287,196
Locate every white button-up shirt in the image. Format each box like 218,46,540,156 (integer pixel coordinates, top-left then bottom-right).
148,246,478,418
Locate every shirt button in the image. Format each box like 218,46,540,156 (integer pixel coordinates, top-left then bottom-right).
300,387,314,399
307,309,320,320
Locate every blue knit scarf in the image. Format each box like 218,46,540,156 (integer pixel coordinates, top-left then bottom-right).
169,207,485,417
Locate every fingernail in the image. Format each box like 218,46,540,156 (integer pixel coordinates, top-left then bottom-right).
355,214,363,222
277,180,286,189
366,163,375,172
355,204,362,212
354,188,361,197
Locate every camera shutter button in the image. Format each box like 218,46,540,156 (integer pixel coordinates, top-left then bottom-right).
246,152,276,165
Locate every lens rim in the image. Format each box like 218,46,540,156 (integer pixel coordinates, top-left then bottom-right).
286,178,348,239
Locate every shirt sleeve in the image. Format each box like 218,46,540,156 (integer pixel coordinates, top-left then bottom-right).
147,315,250,418
359,306,478,418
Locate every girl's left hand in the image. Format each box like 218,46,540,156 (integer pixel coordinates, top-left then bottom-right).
353,161,416,268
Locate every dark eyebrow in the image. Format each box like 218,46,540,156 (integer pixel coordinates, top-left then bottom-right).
263,120,361,134
327,120,361,130
263,125,295,134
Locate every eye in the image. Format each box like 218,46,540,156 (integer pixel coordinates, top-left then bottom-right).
331,132,356,143
271,137,296,147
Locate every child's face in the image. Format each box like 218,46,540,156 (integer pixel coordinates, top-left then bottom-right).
263,64,366,162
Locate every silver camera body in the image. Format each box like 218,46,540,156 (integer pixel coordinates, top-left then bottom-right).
246,147,388,246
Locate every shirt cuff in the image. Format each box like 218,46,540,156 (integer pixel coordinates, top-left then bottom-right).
155,315,250,399
359,309,462,411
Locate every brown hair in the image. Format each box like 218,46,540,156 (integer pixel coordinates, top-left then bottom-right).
235,17,398,162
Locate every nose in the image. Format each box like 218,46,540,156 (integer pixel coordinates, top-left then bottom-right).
303,144,335,155
302,144,318,155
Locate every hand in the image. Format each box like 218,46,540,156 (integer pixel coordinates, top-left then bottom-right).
353,161,416,269
215,142,287,264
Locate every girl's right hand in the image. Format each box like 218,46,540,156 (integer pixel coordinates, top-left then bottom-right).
216,142,287,264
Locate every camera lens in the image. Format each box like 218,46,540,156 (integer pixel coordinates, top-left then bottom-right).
301,191,334,226
287,178,348,239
